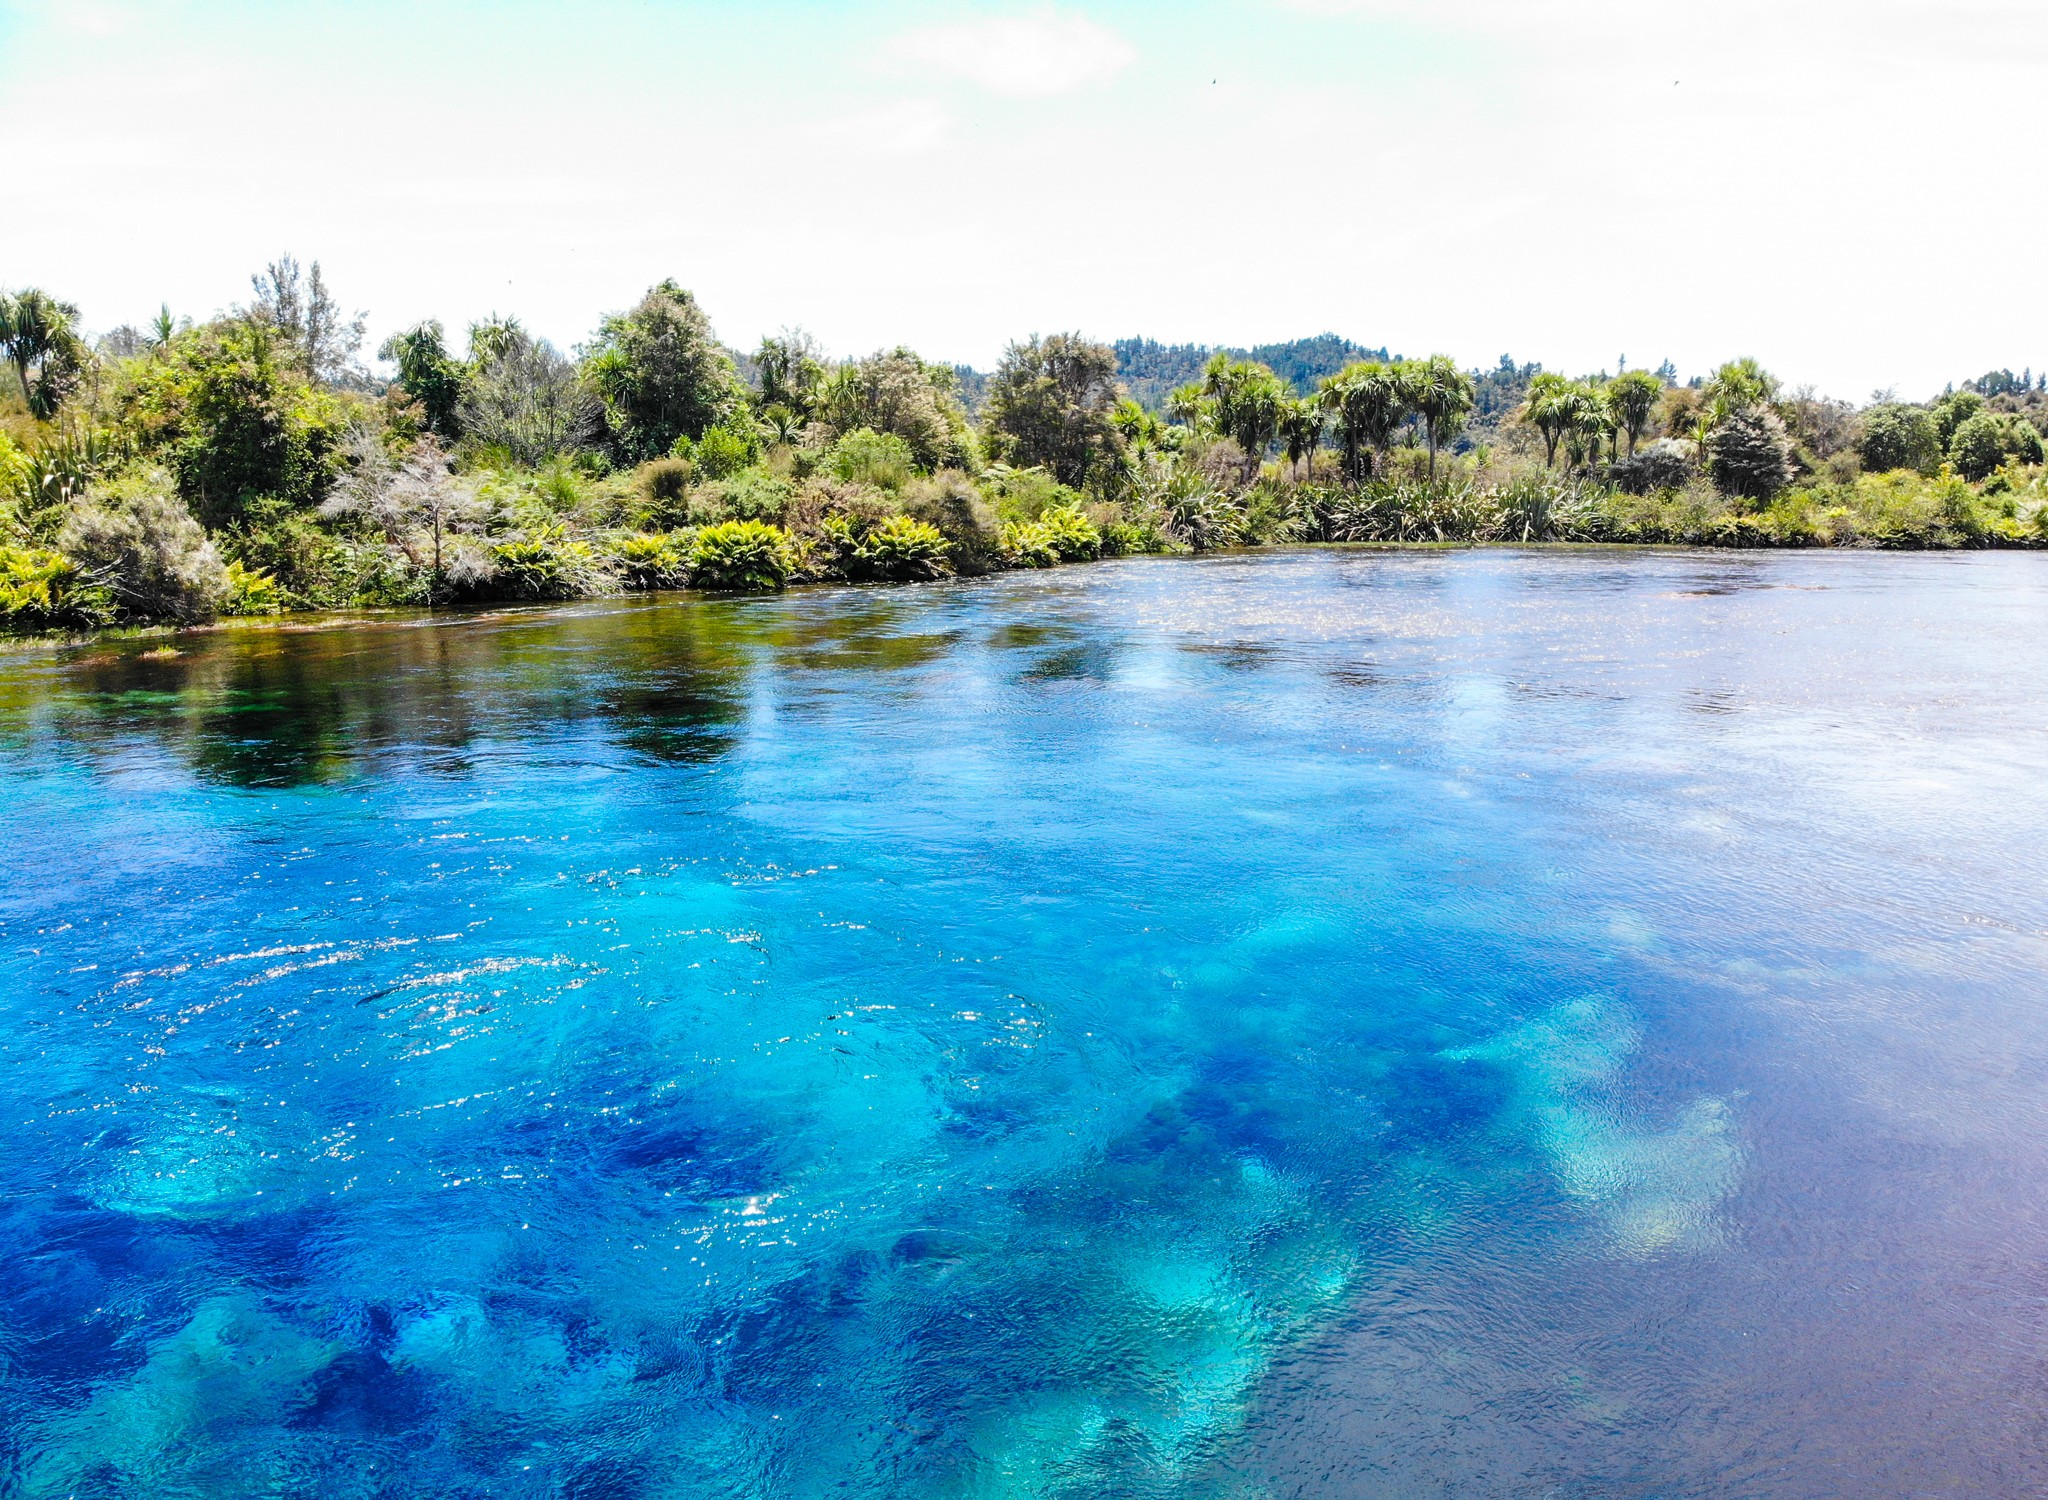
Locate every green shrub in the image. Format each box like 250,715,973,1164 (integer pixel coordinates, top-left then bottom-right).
1948,412,2008,482
858,514,952,581
0,544,113,631
484,522,614,600
982,464,1081,522
694,423,759,480
904,470,1001,575
220,560,285,616
689,519,792,592
117,316,350,527
634,457,695,529
611,530,694,590
719,468,793,523
828,428,917,491
999,520,1062,568
1035,503,1102,560
59,467,228,622
1099,518,1166,556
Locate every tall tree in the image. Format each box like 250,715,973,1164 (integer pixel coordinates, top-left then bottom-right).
461,318,596,466
1277,396,1325,472
1200,354,1289,477
1405,355,1476,478
983,333,1123,487
379,321,467,440
0,289,86,419
1605,369,1664,457
815,348,973,472
248,255,366,385
581,279,741,463
755,329,827,420
1319,361,1410,483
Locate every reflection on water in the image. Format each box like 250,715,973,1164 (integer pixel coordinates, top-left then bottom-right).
3,553,2047,1498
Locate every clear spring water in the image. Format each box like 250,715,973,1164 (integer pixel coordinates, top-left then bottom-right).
4,548,2047,1499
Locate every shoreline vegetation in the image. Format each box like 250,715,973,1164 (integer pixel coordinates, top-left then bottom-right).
6,264,2048,635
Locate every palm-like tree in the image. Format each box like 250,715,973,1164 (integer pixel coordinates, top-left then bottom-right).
1558,386,1607,469
1606,369,1663,457
1277,396,1324,473
0,289,86,419
1319,361,1410,484
1406,355,1475,479
1201,354,1289,478
1520,372,1573,468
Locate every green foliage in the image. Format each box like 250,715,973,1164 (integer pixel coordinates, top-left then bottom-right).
460,319,593,468
710,468,793,524
1947,411,2009,482
1932,390,1985,450
1860,403,1940,474
634,457,695,528
1099,518,1167,556
1319,361,1410,481
999,520,1062,569
1034,503,1102,561
823,513,952,582
1406,355,1477,475
220,559,285,615
59,467,229,622
816,349,973,472
903,470,1002,575
5,426,126,541
483,522,613,601
693,423,759,481
984,333,1123,488
120,318,350,527
610,530,694,590
378,321,466,439
981,464,1084,522
689,519,792,592
1705,357,1780,412
1201,354,1290,471
1606,369,1665,455
583,280,741,462
0,289,87,420
0,543,113,630
1706,405,1795,502
828,428,917,491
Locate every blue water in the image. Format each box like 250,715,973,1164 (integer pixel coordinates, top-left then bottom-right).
5,549,2047,1498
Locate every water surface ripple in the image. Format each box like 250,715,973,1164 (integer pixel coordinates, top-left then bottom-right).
3,549,2046,1498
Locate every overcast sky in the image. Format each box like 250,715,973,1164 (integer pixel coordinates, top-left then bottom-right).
3,0,2040,399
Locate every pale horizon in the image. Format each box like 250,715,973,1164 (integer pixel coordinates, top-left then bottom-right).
4,0,2042,401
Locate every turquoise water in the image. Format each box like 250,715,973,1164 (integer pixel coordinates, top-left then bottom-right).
4,549,2047,1498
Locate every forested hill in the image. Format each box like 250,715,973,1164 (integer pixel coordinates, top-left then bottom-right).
953,334,1393,413
1114,335,1394,410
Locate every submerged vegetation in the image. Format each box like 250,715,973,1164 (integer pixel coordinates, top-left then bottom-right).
5,263,2047,633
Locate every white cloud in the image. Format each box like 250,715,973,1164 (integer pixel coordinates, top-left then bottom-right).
887,10,1136,97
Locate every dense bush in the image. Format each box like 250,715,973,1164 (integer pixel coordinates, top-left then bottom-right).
828,428,917,491
1610,438,1698,494
610,530,694,590
1706,405,1795,502
10,268,2048,638
0,544,113,630
689,519,792,592
479,523,614,601
904,470,1002,575
119,319,352,528
1860,403,1940,474
59,468,229,621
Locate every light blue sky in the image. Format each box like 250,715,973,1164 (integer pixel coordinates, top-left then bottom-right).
4,0,2042,397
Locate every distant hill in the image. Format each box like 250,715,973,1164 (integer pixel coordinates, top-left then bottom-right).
950,334,1395,414
1111,334,1394,410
